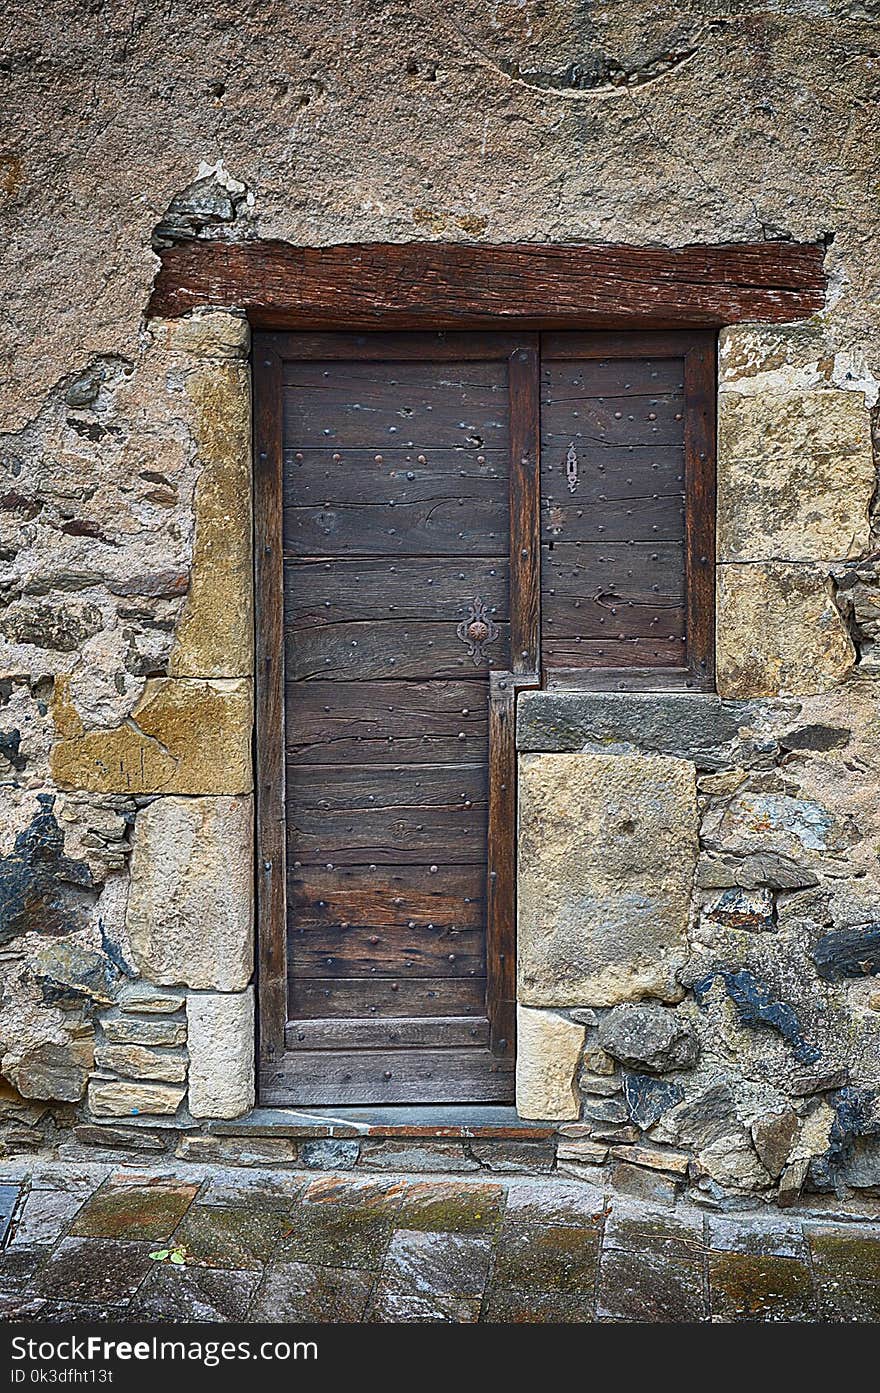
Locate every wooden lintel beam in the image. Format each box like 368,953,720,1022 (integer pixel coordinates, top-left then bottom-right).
149,238,826,330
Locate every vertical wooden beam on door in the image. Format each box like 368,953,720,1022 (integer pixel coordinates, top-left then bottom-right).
252,340,288,1069
508,341,541,675
486,341,541,1057
683,333,717,689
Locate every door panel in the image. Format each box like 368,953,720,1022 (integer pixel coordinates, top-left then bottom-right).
279,338,522,1104
257,328,712,1106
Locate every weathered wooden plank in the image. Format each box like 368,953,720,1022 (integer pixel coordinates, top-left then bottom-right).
543,596,686,640
282,447,508,509
544,665,692,691
542,542,686,604
283,360,511,451
284,559,508,628
684,337,717,688
288,977,487,1018
542,395,686,449
151,240,826,329
542,493,685,544
486,673,536,1055
288,862,484,931
542,635,687,668
541,356,684,396
509,343,541,673
252,344,288,1068
290,922,485,978
287,763,489,865
285,680,488,764
542,447,685,505
283,495,509,557
289,761,487,810
284,1016,491,1050
261,1044,514,1105
285,617,511,681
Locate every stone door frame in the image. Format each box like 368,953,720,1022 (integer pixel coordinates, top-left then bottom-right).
44,239,824,1124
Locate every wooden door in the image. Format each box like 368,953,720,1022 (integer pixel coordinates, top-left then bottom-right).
256,332,538,1105
253,328,712,1108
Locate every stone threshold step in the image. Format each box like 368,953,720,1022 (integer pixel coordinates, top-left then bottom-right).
206,1105,556,1140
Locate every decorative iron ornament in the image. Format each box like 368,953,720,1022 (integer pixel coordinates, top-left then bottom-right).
565,441,579,494
456,596,499,666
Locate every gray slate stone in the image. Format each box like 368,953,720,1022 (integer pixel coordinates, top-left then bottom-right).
598,1003,699,1074
516,691,790,770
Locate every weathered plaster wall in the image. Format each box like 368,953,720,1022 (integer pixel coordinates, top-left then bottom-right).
2,0,880,1196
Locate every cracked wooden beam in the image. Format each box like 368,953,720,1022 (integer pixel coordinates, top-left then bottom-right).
149,239,826,330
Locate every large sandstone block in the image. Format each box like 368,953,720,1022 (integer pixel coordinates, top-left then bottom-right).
126,795,253,992
94,1044,187,1083
718,391,873,562
50,676,253,795
518,753,697,1008
168,358,252,679
515,1006,584,1121
186,989,255,1120
88,1080,185,1117
717,563,855,698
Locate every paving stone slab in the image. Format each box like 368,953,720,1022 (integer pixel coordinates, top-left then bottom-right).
481,1287,595,1323
366,1281,481,1323
0,1291,48,1321
250,1262,374,1322
200,1171,307,1207
492,1222,600,1294
275,1203,395,1271
130,1264,262,1322
12,1190,86,1245
707,1213,808,1259
301,1175,407,1212
598,1246,706,1322
708,1252,816,1322
71,1179,199,1240
503,1179,607,1229
384,1230,493,1298
173,1204,300,1270
0,1244,50,1290
807,1227,880,1285
395,1181,506,1234
34,1237,156,1304
815,1276,880,1322
604,1199,704,1254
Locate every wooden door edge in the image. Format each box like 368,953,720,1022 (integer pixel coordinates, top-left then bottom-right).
253,340,289,1074
486,671,539,1057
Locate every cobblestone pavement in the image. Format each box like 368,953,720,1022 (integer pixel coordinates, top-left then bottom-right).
0,1163,879,1322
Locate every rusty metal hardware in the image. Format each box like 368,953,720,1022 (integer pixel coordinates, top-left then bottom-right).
565,441,578,494
456,596,499,665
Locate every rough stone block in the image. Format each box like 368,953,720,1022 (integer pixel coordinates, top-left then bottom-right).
50,676,253,795
598,1003,699,1073
117,983,186,1015
515,1006,585,1121
718,391,873,562
126,795,253,991
94,1044,187,1084
518,753,697,1007
186,989,254,1120
175,1134,298,1165
159,311,249,361
516,690,772,768
102,1018,186,1047
169,360,252,679
88,1080,185,1117
4,1039,94,1104
717,563,854,698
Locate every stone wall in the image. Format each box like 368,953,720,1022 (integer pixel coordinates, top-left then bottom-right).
2,1,880,1200
0,309,256,1147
